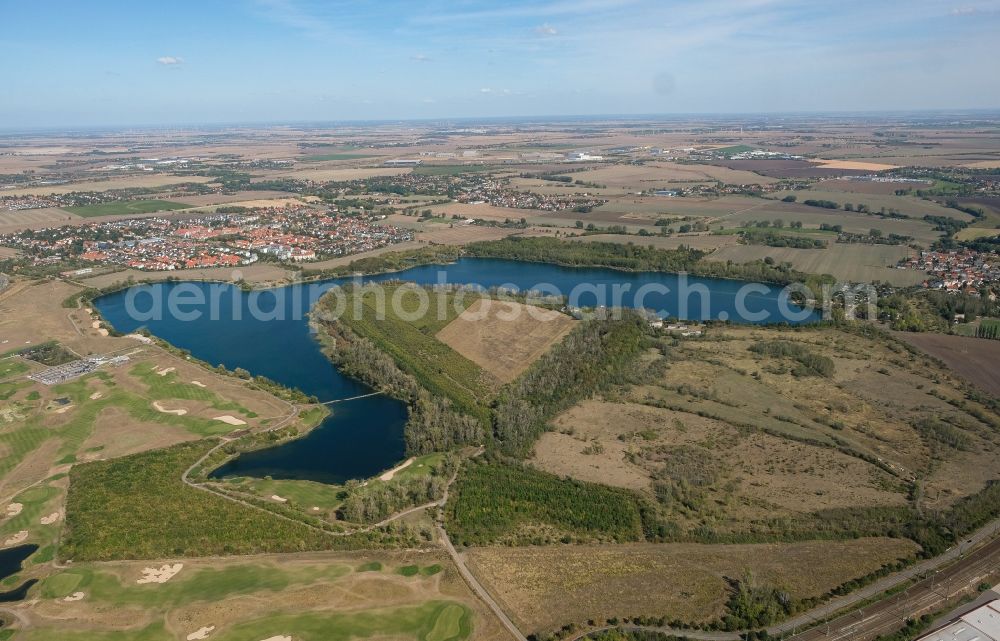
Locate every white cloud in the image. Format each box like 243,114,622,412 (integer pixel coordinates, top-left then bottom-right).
480,88,493,93
156,56,183,65
411,53,432,62
534,23,559,36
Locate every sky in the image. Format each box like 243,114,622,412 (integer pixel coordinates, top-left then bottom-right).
2,0,1000,128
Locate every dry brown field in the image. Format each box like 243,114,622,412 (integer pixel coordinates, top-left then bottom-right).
466,539,919,635
0,207,81,230
568,162,779,189
706,244,923,285
894,332,1000,397
0,174,214,196
78,263,295,289
814,179,933,196
569,233,740,252
271,166,412,181
529,324,1000,536
436,299,575,385
168,190,293,206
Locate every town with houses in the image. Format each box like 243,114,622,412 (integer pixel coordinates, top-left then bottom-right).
0,206,412,272
901,248,1000,292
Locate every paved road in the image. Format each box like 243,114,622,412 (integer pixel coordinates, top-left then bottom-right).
438,523,528,641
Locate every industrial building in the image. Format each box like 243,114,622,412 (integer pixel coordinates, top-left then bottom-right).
919,600,1000,641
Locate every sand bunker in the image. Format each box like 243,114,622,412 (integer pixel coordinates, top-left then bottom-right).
63,592,85,602
157,367,176,376
260,636,293,641
190,381,207,388
379,457,415,481
213,415,246,426
153,401,187,416
54,405,74,414
98,328,109,336
4,530,28,546
137,563,184,584
187,626,216,640
89,392,103,400
270,495,288,503
4,503,22,518
91,321,101,329
40,512,61,525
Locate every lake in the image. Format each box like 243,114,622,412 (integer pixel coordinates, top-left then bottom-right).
95,257,818,484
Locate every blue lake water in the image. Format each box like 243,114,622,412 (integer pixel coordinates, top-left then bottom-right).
95,257,818,484
0,544,38,604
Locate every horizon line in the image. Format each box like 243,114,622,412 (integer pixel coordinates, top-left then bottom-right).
3,108,1000,136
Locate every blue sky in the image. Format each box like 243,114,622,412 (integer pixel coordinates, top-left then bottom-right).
2,0,999,127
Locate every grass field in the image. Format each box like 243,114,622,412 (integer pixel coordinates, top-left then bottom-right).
63,199,190,218
705,243,922,285
332,285,494,420
435,299,575,384
23,552,495,641
61,440,379,560
466,539,919,636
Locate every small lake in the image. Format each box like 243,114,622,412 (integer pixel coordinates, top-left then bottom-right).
0,544,38,604
95,257,818,484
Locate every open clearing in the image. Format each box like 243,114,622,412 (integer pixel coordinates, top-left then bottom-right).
435,299,575,384
528,324,1000,542
466,539,919,635
706,243,923,285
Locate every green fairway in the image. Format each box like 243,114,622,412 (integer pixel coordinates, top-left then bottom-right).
40,562,351,607
64,199,189,218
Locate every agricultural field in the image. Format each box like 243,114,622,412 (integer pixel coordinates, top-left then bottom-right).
20,551,504,641
566,162,780,189
63,199,191,218
767,190,974,221
570,232,741,252
894,332,1000,397
0,175,214,198
715,204,943,245
435,299,575,384
466,539,919,636
705,243,923,285
0,207,80,231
